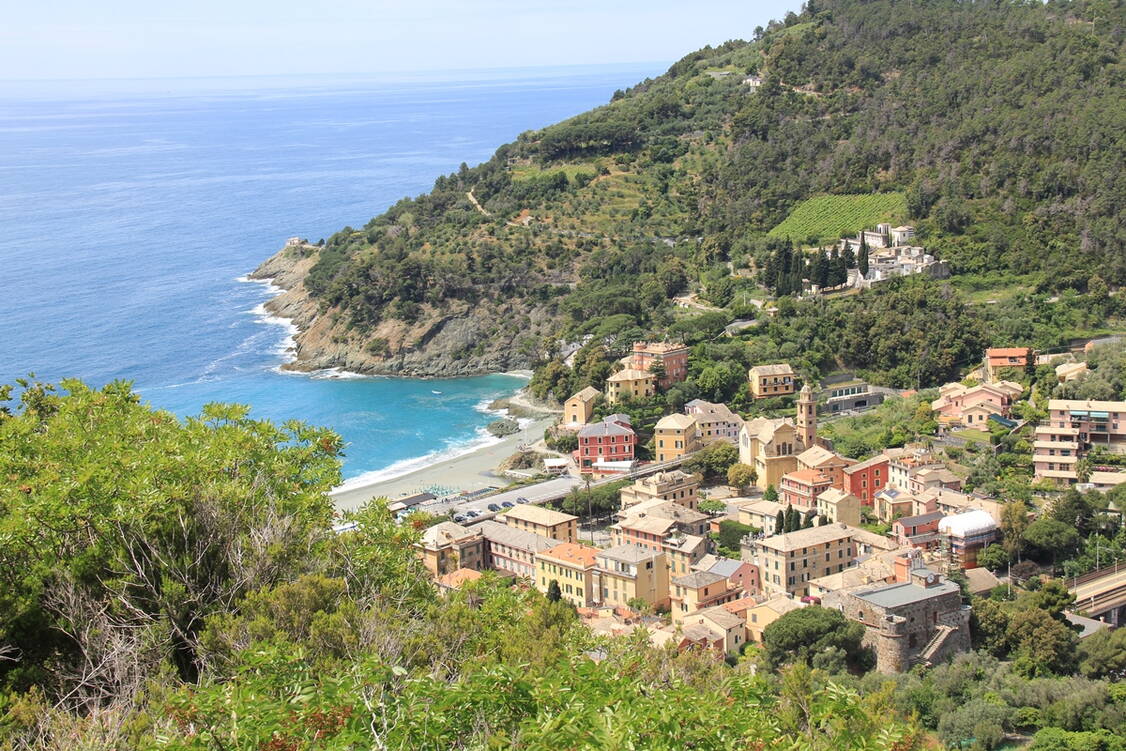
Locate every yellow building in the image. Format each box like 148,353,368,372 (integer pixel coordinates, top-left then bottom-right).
500,504,578,543
416,522,485,578
738,386,817,490
749,363,795,399
815,487,862,527
747,596,803,643
748,523,857,597
563,386,600,428
654,413,701,462
619,469,700,511
595,544,670,609
670,570,741,623
606,368,657,405
535,542,599,607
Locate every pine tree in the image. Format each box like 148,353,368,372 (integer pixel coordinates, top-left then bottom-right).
547,579,562,602
775,510,785,534
842,240,856,269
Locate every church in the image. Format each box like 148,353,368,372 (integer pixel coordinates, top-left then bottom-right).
738,383,819,490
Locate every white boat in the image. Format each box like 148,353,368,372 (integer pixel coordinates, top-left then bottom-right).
431,390,442,395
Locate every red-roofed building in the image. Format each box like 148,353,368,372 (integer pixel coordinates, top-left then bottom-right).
984,347,1034,382
631,341,689,389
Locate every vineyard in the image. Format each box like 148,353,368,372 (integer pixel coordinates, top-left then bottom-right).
767,192,908,245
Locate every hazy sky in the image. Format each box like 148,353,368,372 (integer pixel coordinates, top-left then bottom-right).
1,0,805,80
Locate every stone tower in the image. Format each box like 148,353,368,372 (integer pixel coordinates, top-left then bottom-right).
796,382,817,449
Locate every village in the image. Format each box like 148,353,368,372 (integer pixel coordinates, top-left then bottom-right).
407,335,1126,674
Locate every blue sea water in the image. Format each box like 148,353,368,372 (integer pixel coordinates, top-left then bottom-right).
0,64,663,482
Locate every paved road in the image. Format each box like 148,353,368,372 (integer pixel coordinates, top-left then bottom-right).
1072,566,1126,615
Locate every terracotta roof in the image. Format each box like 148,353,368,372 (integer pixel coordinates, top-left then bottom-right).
986,347,1033,357
437,567,482,589
539,542,599,567
655,413,697,430
782,468,835,486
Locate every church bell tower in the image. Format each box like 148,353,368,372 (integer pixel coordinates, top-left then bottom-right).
797,382,817,448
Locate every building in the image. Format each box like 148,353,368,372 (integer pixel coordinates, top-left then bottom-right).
890,225,916,245
931,381,1021,431
816,488,861,527
853,244,950,288
693,555,760,596
984,347,1034,382
606,368,657,405
417,522,485,578
938,509,999,569
917,487,1003,523
747,596,804,643
684,399,744,443
887,448,946,492
779,468,836,511
737,498,786,535
611,503,710,577
796,444,854,486
907,467,963,496
436,567,483,593
595,544,670,609
890,511,944,550
818,376,886,415
654,413,701,462
738,386,818,490
807,548,917,598
874,487,916,523
681,606,748,655
500,503,578,543
631,341,689,389
844,569,970,672
1033,398,1126,484
535,542,599,607
576,415,636,473
477,520,557,580
843,454,889,507
1056,361,1089,383
749,363,796,399
562,386,600,428
745,523,857,597
619,470,700,512
671,570,742,622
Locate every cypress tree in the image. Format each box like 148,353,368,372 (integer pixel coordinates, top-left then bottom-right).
858,242,869,277
775,510,786,534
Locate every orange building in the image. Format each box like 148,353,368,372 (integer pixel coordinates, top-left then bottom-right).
631,341,689,389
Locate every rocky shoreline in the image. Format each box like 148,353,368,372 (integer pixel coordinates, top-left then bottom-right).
248,241,543,378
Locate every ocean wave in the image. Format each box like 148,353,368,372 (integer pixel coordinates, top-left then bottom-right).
310,367,369,380
331,425,505,494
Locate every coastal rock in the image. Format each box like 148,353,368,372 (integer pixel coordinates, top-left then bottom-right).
486,418,520,438
249,243,543,377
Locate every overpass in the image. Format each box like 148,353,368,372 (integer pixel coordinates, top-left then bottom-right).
1069,563,1126,625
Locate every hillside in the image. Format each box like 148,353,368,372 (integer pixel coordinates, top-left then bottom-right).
253,0,1125,384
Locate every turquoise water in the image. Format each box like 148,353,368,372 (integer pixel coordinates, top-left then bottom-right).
0,64,663,480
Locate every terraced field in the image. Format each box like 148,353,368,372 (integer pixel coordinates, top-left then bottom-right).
767,192,908,244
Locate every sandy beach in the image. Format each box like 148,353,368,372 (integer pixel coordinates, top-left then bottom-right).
330,415,556,512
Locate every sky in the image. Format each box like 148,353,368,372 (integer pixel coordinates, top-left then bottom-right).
1,0,805,81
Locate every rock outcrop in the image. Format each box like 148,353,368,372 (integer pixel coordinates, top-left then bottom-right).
249,242,543,377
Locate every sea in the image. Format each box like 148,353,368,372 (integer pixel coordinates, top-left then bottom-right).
0,64,664,484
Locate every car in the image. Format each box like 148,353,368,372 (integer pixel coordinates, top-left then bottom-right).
452,514,467,523
516,497,529,504
466,510,480,518
501,500,515,508
487,503,501,512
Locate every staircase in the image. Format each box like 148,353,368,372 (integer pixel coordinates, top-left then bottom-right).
915,625,956,667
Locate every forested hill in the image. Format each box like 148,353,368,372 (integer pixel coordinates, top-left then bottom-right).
257,0,1125,383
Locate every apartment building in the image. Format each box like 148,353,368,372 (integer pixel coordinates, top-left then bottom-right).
500,504,578,543
1034,399,1126,484
594,544,670,609
749,363,796,399
477,520,556,580
535,542,599,607
630,341,689,389
744,523,857,597
606,368,657,405
619,469,700,511
684,399,744,443
842,454,889,507
654,413,701,462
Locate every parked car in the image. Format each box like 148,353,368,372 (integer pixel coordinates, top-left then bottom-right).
501,501,515,508
453,514,467,523
466,510,480,519
487,503,501,512
516,497,529,504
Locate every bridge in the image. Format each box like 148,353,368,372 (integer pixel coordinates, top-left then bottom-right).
1069,563,1126,625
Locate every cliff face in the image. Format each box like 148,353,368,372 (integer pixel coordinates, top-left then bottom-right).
249,243,543,377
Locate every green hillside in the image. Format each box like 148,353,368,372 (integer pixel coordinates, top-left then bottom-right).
767,193,908,245
283,0,1124,390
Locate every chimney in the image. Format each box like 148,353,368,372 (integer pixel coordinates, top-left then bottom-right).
894,554,912,583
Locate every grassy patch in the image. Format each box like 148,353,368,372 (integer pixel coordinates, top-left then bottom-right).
511,161,601,182
767,192,908,245
953,429,990,444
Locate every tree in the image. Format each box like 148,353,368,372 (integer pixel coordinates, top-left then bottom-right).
1077,627,1126,680
977,544,1010,571
698,498,729,515
1001,501,1030,557
1030,579,1075,622
858,235,869,277
764,484,779,502
1024,518,1080,563
727,462,755,490
1049,489,1096,537
1006,607,1078,675
762,606,872,673
717,520,754,553
546,580,562,602
775,509,786,533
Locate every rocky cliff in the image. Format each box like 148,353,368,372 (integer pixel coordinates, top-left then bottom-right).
249,242,547,377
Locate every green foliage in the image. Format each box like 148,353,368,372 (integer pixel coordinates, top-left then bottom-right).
762,606,872,674
767,192,908,245
682,441,739,480
716,520,753,556
821,391,938,458
977,544,1011,572
726,462,755,490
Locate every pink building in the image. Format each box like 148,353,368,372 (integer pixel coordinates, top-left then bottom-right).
891,511,944,550
1034,399,1126,484
779,468,836,511
931,381,1021,431
576,414,636,473
631,341,689,389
